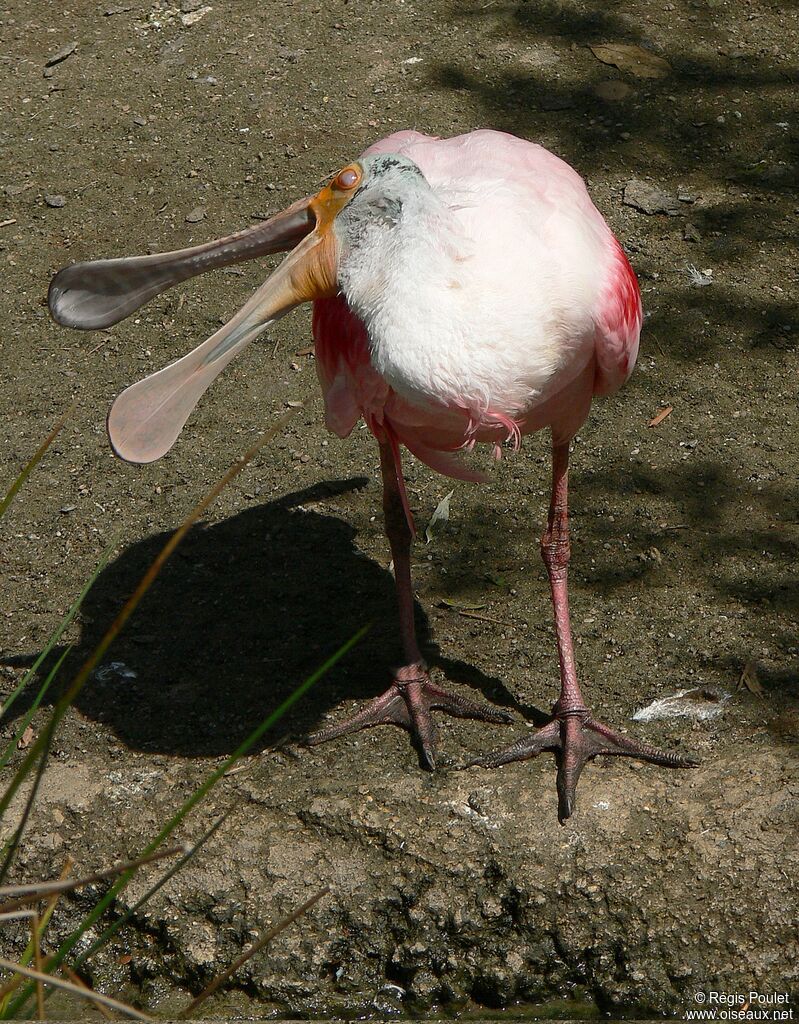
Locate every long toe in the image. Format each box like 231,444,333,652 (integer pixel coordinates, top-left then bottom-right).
469,710,698,822
305,667,512,769
466,719,561,769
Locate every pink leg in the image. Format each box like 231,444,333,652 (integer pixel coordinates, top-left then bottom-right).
471,437,698,821
306,438,511,768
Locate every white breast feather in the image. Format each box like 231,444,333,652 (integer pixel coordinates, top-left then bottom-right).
338,176,614,422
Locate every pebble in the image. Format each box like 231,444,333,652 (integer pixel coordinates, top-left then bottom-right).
44,194,67,208
181,5,212,27
623,178,680,216
45,41,77,68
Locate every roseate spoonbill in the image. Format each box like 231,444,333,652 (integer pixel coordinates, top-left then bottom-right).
48,129,697,820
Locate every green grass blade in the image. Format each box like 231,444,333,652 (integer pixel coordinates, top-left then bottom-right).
0,408,300,831
75,803,239,965
0,538,116,736
0,644,73,775
0,406,316,1016
0,723,54,884
0,406,72,520
7,625,367,1017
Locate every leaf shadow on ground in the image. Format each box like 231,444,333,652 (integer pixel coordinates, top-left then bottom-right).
432,0,797,190
427,1,797,360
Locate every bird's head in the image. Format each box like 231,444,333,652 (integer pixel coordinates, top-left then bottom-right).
48,153,431,464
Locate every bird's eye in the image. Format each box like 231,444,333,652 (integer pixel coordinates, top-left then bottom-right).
335,166,361,190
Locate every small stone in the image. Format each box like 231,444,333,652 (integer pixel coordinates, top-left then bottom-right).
133,114,147,126
45,41,77,68
181,5,212,26
44,193,66,208
185,206,206,223
623,178,680,215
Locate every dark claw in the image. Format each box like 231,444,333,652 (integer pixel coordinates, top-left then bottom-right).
305,665,512,769
471,712,699,822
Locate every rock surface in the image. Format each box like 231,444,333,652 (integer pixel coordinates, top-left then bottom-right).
3,696,797,1017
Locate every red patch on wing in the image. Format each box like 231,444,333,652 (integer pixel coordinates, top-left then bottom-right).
594,239,643,396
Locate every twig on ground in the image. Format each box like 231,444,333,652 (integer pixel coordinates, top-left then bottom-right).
178,887,330,1018
0,956,153,1021
0,845,186,913
456,609,516,628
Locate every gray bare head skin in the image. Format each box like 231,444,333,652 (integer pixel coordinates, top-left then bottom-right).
333,154,432,246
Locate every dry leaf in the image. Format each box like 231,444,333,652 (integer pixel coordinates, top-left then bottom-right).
17,725,34,750
589,43,671,79
738,660,765,697
648,405,674,427
425,490,454,544
438,597,486,611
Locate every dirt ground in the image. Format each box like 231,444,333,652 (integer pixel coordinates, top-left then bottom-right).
1,0,797,1018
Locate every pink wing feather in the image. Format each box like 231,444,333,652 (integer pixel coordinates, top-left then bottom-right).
593,238,643,397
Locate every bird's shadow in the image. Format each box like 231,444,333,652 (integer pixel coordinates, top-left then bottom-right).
4,478,522,759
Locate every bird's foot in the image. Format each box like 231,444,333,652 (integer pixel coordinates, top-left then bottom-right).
305,662,513,770
468,702,699,823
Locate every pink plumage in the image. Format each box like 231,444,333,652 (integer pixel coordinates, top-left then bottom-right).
312,129,642,487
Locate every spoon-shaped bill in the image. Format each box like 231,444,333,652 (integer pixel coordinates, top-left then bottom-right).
106,227,338,464
47,197,315,331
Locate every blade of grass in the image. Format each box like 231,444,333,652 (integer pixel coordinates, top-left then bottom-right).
178,886,329,1018
0,723,54,883
69,625,367,973
0,539,116,740
76,802,238,964
1,404,365,1015
0,956,152,1022
31,914,44,1021
0,857,73,1014
10,628,367,1018
0,404,73,520
0,955,55,1010
0,635,72,875
0,644,73,773
0,406,301,833
62,968,114,1020
0,845,186,913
